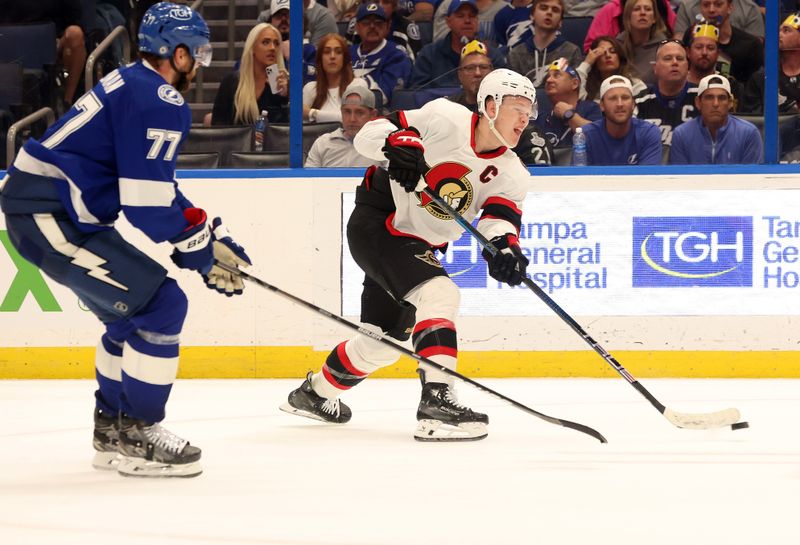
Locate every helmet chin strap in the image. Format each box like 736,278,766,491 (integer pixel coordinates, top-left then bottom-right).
487,105,512,149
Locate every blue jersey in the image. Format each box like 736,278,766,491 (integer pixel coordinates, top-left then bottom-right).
582,117,663,166
351,40,412,102
9,60,193,244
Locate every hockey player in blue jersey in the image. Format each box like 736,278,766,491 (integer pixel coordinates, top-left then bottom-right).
0,2,251,478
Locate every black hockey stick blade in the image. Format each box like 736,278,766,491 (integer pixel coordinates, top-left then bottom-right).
419,185,741,431
216,262,607,443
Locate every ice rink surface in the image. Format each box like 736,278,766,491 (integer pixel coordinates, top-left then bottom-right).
0,377,797,545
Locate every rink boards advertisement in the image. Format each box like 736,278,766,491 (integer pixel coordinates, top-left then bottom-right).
1,174,800,378
342,190,800,316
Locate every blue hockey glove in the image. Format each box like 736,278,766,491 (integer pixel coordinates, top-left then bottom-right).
170,208,214,274
203,217,252,296
482,235,529,286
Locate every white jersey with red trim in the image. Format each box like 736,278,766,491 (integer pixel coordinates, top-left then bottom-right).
353,98,530,247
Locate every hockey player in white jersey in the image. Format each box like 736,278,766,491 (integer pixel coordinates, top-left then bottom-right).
0,3,251,477
281,68,535,441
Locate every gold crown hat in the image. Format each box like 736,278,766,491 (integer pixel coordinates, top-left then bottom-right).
782,13,800,30
461,39,488,59
692,23,720,41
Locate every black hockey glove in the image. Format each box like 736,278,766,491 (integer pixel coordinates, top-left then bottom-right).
482,235,529,286
382,127,426,192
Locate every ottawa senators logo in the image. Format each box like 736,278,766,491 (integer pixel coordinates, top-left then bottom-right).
416,162,473,221
414,250,443,268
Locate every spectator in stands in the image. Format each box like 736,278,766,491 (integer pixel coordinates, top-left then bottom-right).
577,35,647,103
351,2,412,104
494,0,535,50
581,75,662,164
535,58,602,147
328,0,361,21
741,13,800,115
563,0,606,17
259,0,317,83
779,115,800,162
0,0,87,108
304,34,367,122
346,0,423,61
409,0,506,89
258,0,338,46
508,0,584,87
685,21,720,85
673,0,764,41
617,0,670,85
447,40,494,110
305,83,381,167
583,0,676,53
433,0,507,45
695,0,763,84
407,0,436,22
447,40,552,164
683,20,744,105
634,40,698,146
670,74,762,163
211,23,290,125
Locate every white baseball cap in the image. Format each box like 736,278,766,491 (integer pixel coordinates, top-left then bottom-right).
697,74,732,97
270,0,289,14
599,75,633,99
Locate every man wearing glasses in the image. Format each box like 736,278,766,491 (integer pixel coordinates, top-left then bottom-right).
669,74,762,164
351,2,413,103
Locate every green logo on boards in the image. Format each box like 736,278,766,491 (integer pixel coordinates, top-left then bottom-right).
0,230,61,312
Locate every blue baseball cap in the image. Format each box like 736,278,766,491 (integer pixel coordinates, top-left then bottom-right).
356,2,387,21
447,0,478,17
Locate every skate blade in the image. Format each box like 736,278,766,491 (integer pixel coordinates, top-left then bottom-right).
117,456,203,478
92,451,121,470
414,419,488,442
279,402,346,424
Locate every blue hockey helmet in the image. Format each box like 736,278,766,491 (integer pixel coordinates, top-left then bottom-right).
138,2,212,67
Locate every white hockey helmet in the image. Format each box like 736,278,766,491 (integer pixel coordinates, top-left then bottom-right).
477,68,538,121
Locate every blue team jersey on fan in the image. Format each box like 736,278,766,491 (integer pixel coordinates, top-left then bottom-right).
11,60,193,243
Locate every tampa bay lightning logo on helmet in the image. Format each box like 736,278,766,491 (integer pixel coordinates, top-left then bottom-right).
138,2,212,66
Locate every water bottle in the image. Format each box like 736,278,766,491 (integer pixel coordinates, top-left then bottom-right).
253,110,268,152
572,127,587,166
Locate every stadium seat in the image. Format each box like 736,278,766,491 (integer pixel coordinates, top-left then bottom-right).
0,23,58,111
0,62,23,112
551,147,572,166
560,17,593,50
176,152,220,169
181,126,253,167
417,21,433,46
229,151,290,168
263,122,340,154
389,87,459,111
661,144,670,165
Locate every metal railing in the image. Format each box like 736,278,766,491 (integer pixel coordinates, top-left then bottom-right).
84,25,131,92
6,108,55,167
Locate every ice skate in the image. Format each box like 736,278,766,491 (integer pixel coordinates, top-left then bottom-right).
92,408,120,470
116,416,202,478
414,370,488,442
280,372,352,424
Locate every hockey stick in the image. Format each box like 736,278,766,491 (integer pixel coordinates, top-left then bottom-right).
420,185,741,430
215,262,607,443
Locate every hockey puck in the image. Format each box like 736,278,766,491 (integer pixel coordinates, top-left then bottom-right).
731,421,749,430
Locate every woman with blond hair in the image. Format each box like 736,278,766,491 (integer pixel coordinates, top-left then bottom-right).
303,33,367,123
211,23,290,125
577,35,647,103
616,0,668,85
